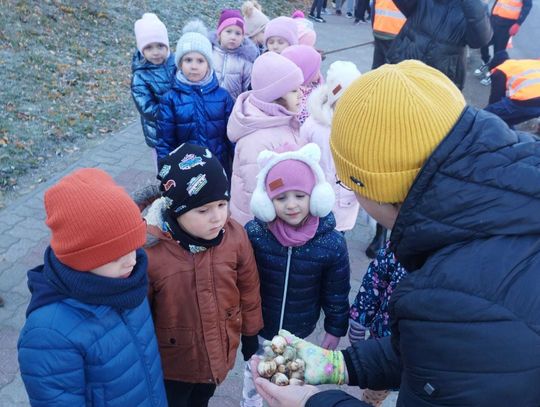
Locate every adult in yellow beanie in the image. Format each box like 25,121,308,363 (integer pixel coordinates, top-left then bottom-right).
249,60,540,406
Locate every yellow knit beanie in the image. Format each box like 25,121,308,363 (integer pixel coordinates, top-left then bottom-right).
330,60,466,203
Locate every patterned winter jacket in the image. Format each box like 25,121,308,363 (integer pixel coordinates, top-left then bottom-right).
156,72,235,175
210,31,259,100
131,51,176,147
18,250,167,407
306,107,540,406
245,213,350,340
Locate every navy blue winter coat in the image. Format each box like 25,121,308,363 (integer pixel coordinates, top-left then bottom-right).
245,213,350,340
387,0,492,89
307,107,540,406
156,73,235,175
18,251,167,407
131,51,176,147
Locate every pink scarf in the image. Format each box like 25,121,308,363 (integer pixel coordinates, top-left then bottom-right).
267,215,319,247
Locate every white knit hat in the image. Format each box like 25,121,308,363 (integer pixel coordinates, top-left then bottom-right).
326,61,361,106
250,143,335,222
175,20,213,68
134,13,169,53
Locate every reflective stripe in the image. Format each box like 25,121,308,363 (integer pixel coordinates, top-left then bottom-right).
509,77,540,98
507,68,540,89
493,0,523,19
376,9,404,18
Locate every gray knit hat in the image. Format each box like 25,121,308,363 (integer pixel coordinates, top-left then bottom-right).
175,20,213,68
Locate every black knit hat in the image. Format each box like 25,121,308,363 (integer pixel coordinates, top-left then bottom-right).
157,143,230,216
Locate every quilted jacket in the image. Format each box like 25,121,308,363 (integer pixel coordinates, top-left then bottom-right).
245,213,350,340
131,51,176,147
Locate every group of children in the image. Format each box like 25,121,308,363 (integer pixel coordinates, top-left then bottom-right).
17,4,406,407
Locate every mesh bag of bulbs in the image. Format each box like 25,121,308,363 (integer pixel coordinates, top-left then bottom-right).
257,334,306,386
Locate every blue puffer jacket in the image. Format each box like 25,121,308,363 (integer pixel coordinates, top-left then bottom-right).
245,213,350,340
17,252,167,407
156,72,234,175
131,51,176,147
307,107,540,406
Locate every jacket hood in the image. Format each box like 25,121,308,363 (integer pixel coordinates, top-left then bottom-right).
26,263,67,317
131,50,175,73
209,30,259,63
144,197,172,245
391,106,540,271
254,211,337,237
307,84,333,127
227,92,298,142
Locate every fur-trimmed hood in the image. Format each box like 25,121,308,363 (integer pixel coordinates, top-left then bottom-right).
209,30,259,63
306,84,333,127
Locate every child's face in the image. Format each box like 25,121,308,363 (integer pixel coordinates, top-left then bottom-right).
275,88,301,113
219,26,244,50
355,193,401,229
272,190,310,226
250,31,265,46
176,200,228,240
89,250,137,279
180,52,209,82
266,36,290,54
142,42,168,65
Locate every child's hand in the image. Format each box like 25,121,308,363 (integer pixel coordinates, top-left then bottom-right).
320,332,340,350
278,329,347,385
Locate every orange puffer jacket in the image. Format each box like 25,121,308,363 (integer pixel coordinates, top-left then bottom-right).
144,199,263,384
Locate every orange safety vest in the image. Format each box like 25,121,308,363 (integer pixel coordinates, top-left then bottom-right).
492,0,523,20
496,59,540,101
373,0,406,36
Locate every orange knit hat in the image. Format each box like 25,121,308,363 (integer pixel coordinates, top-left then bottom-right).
44,168,147,271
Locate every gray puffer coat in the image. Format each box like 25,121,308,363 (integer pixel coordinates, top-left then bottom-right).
210,31,259,100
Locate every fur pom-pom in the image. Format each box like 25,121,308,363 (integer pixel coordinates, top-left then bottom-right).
182,19,208,37
241,0,262,17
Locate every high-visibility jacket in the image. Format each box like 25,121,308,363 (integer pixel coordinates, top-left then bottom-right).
495,59,540,101
492,0,523,20
373,0,406,37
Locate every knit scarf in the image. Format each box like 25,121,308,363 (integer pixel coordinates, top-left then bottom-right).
176,68,215,87
163,210,224,254
43,246,148,310
267,215,319,247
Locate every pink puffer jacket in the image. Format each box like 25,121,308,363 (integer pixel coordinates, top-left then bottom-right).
227,92,302,225
299,86,360,231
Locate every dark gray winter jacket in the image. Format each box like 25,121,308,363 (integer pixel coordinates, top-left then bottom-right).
387,0,492,89
307,106,540,406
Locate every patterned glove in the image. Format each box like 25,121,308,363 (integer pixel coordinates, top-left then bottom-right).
278,329,347,385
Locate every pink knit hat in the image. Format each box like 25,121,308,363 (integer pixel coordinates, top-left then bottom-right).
296,20,317,47
264,16,299,47
251,52,304,102
266,160,316,199
134,13,169,53
282,45,322,86
217,9,245,35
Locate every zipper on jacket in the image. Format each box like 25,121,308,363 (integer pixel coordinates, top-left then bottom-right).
278,247,293,330
119,311,158,406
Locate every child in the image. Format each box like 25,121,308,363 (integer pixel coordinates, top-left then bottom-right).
17,168,167,406
300,61,362,231
264,16,299,54
131,13,176,159
241,0,270,54
156,20,234,176
348,243,408,407
282,44,323,124
144,143,263,407
292,10,318,47
227,51,304,225
211,9,259,100
242,143,351,406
